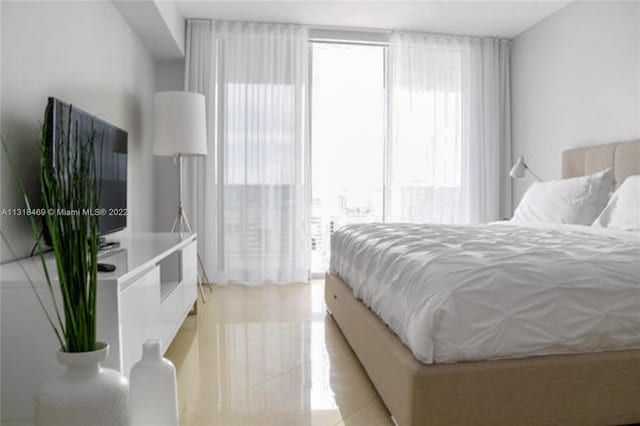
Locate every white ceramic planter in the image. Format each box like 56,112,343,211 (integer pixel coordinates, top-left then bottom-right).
130,340,179,426
35,342,130,426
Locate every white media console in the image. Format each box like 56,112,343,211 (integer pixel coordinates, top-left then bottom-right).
0,233,198,424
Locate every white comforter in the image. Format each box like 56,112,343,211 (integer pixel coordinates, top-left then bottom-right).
329,222,640,364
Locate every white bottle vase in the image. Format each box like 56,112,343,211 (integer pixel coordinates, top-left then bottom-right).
130,340,179,426
35,342,130,426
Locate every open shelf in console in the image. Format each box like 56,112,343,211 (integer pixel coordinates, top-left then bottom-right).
159,249,182,302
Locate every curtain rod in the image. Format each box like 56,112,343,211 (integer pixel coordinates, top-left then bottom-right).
185,18,511,42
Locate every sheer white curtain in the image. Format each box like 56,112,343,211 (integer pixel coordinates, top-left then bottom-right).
185,20,310,285
388,33,511,224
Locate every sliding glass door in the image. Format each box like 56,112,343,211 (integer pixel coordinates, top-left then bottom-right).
310,42,386,274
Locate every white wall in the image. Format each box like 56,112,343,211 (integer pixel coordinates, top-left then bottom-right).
0,0,157,261
155,0,185,57
113,0,185,59
511,1,640,206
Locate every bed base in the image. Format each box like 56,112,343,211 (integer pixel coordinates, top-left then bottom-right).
325,272,640,426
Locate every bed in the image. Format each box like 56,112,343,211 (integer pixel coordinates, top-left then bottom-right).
325,139,640,426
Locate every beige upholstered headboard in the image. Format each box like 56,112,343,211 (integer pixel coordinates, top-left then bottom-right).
562,139,640,188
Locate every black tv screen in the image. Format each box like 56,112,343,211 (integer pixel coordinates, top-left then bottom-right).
45,97,128,235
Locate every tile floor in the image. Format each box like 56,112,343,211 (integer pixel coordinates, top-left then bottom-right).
165,280,393,426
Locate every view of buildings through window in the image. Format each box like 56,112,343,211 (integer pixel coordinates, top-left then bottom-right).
310,42,386,273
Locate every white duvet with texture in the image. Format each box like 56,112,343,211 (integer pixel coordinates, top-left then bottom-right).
329,223,640,364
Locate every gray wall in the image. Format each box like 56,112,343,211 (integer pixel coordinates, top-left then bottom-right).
0,1,157,261
511,1,640,206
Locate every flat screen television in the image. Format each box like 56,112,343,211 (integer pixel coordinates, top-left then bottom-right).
45,97,128,236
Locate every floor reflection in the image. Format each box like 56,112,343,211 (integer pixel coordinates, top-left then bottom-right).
165,280,392,426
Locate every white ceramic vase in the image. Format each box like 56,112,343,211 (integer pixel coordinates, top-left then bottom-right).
35,342,130,426
130,340,179,426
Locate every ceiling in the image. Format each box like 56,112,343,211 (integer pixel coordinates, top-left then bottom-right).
177,1,570,39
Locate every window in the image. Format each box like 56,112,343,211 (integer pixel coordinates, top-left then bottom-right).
310,42,386,273
310,39,469,272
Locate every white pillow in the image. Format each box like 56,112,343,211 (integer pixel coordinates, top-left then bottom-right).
511,168,614,225
592,175,640,231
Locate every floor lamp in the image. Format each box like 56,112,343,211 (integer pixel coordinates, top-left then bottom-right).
153,91,211,303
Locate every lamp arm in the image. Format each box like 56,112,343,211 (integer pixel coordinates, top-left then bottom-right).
524,164,542,182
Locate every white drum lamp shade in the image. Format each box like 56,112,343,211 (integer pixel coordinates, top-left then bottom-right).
153,91,207,156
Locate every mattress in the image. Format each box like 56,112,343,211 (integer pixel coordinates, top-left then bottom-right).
329,222,640,364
